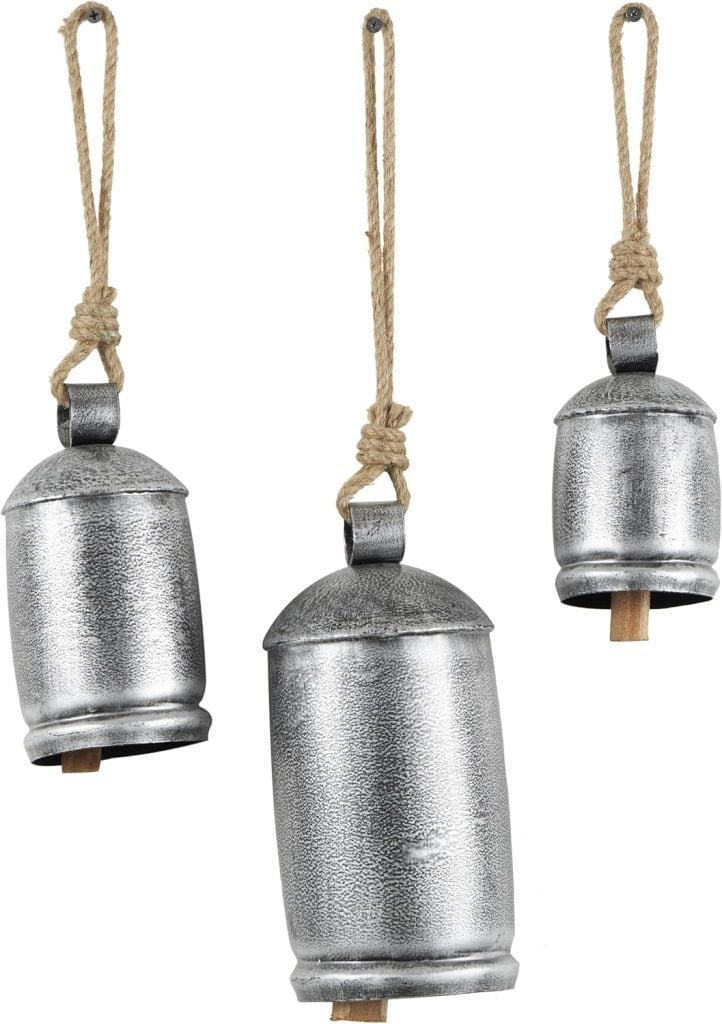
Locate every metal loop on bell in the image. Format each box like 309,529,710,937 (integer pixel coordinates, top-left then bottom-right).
606,314,659,375
344,500,406,566
57,383,120,448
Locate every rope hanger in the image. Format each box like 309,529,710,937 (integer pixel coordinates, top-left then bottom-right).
594,3,663,335
51,2,124,407
336,9,412,523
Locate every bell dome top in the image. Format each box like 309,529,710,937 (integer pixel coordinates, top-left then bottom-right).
555,373,716,424
264,562,493,648
3,445,187,514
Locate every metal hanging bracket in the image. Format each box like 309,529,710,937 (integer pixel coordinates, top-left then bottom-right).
606,314,658,375
344,501,406,566
57,383,120,448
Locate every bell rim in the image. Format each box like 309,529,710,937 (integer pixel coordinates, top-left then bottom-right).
24,703,211,765
555,559,719,608
290,951,519,1002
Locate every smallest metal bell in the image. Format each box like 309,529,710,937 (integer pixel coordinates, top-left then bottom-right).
264,502,517,1010
3,384,210,767
553,315,721,632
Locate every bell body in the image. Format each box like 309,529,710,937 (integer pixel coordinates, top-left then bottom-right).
264,542,517,1003
554,372,720,606
4,442,210,764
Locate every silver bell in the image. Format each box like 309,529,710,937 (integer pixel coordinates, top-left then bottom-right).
264,502,517,1011
3,384,210,769
553,315,721,636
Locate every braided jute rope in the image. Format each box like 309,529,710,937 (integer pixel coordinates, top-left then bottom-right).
51,3,123,407
336,9,412,522
594,4,663,335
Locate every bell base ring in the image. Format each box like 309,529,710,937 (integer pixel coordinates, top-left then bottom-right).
556,559,719,608
25,703,211,765
291,952,519,1002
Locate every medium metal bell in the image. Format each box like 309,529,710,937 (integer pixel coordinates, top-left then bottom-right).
264,502,517,1008
553,316,721,623
3,384,210,767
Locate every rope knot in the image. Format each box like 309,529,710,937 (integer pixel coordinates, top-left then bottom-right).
51,284,124,406
356,402,412,471
594,232,664,334
608,237,662,290
336,401,412,521
70,285,121,349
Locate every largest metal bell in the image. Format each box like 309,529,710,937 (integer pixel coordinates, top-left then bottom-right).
264,502,517,1004
3,384,210,764
553,315,721,607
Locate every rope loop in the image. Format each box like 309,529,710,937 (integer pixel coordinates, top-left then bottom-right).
51,3,124,406
594,4,663,335
337,9,412,522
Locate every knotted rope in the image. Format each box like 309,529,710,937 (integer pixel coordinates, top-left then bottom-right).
51,3,123,407
594,4,663,335
336,9,412,522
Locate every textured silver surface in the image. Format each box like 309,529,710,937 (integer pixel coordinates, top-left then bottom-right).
345,501,406,565
606,314,658,374
265,558,516,1002
57,383,120,448
553,372,720,607
4,445,210,764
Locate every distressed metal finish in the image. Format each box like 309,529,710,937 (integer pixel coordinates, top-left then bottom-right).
553,371,720,607
264,505,517,1003
345,501,406,565
606,314,658,374
58,383,120,448
4,442,210,764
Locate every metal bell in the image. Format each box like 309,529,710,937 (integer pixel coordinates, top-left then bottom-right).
553,315,721,624
264,502,517,1008
3,384,210,767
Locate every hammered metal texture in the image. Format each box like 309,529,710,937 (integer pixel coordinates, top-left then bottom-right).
4,446,210,763
553,373,721,607
265,563,516,1002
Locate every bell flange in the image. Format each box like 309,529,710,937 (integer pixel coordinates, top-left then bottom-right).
264,502,517,1004
553,318,721,609
3,385,210,765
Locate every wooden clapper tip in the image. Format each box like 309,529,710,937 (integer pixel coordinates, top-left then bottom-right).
331,1001,388,1022
610,591,651,642
61,748,103,773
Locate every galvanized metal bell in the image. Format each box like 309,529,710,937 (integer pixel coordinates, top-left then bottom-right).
264,502,517,1009
3,384,210,767
553,315,721,630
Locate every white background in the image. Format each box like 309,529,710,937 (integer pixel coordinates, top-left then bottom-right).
0,1,720,1021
